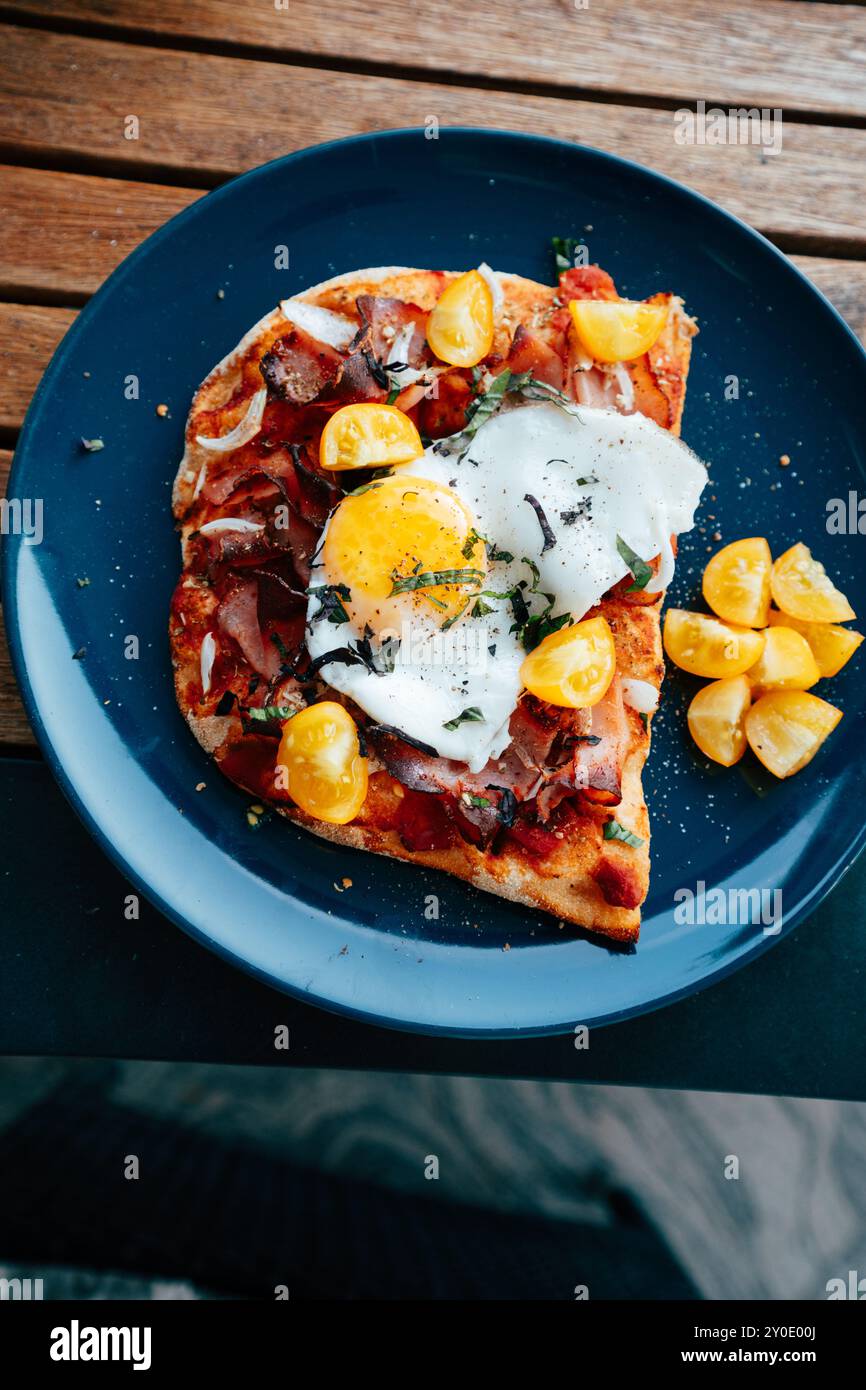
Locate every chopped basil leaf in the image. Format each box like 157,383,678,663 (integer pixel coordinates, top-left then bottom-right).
461,527,488,559
486,784,518,827
463,793,491,809
551,236,582,273
308,582,351,624
390,567,485,596
386,386,401,405
443,706,485,731
616,535,653,592
245,704,296,723
471,597,495,618
441,599,470,631
269,631,293,665
347,479,385,496
520,609,573,652
603,819,644,848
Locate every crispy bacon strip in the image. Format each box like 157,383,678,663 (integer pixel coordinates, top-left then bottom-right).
260,327,343,405
216,578,282,681
506,324,565,390
355,294,430,368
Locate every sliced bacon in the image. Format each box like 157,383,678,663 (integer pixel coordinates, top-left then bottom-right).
285,507,320,586
217,578,282,681
571,365,623,410
418,371,473,438
575,677,629,801
355,295,430,369
201,456,294,508
260,328,343,405
219,735,290,802
287,444,339,526
251,564,307,619
506,324,565,390
372,730,541,848
327,349,387,405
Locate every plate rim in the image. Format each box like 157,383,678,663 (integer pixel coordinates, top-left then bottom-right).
5,126,866,1038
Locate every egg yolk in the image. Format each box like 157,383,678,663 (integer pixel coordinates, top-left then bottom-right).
321,475,488,632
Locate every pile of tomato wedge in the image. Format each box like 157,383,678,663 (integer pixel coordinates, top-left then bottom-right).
664,539,861,778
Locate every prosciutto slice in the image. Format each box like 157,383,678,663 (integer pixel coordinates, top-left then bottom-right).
506,325,565,390
260,327,343,405
355,295,430,369
217,578,282,681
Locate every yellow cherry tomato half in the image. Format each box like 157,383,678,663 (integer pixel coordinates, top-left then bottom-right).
770,542,855,623
745,690,842,779
746,625,820,697
520,616,615,709
426,270,494,368
319,402,423,471
687,675,752,767
568,298,668,364
663,609,765,678
767,609,864,679
702,536,772,628
277,701,368,824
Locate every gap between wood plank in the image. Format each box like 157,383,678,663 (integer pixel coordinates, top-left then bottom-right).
1,7,864,132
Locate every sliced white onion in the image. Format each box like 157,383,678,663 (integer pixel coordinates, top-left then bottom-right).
621,678,659,715
200,632,217,695
387,322,417,367
279,299,357,349
477,262,504,316
192,463,207,500
198,518,263,536
196,387,267,453
611,361,635,412
646,534,676,593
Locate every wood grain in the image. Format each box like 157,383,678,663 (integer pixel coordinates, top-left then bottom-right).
0,165,199,303
0,303,75,430
1,27,865,253
6,0,866,120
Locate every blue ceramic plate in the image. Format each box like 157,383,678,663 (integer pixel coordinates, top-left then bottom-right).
6,130,866,1037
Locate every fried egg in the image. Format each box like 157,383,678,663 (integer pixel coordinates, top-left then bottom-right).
306,401,707,771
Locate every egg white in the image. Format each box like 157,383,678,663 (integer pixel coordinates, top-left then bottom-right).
306,401,707,771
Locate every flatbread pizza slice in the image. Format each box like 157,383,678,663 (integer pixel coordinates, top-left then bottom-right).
170,258,703,942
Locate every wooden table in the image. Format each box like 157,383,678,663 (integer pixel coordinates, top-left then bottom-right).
1,2,865,1087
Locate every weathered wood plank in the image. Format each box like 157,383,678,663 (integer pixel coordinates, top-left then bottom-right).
0,166,199,302
0,28,864,252
6,0,866,120
0,304,75,431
